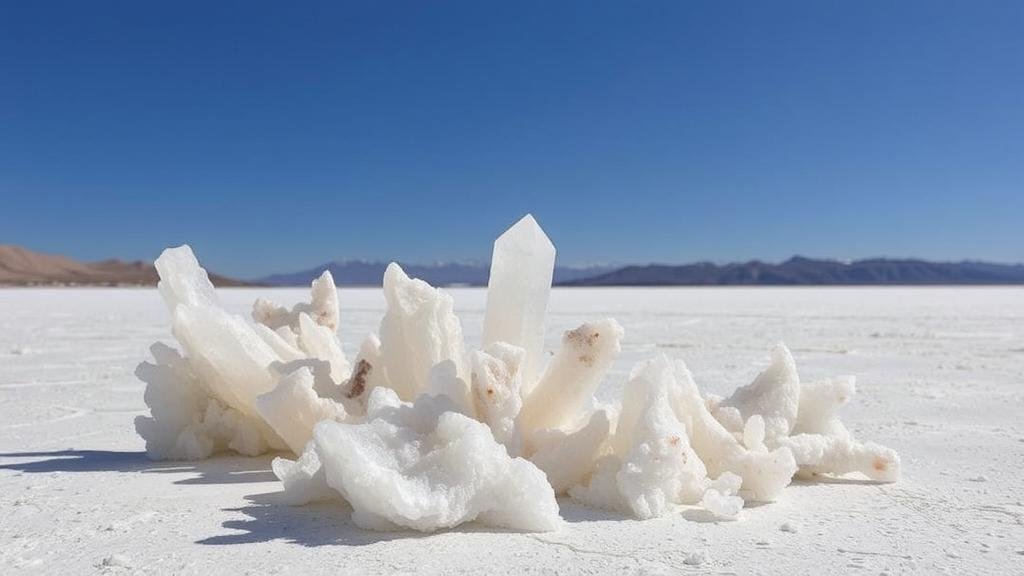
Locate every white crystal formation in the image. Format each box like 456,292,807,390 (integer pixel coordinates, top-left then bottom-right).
482,214,556,389
570,355,745,519
379,263,467,402
295,388,561,532
136,215,901,534
519,319,624,438
135,248,352,460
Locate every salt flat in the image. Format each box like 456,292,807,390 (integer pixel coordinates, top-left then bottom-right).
1,287,1022,575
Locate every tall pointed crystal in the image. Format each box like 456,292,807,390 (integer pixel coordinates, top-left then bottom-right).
483,214,556,387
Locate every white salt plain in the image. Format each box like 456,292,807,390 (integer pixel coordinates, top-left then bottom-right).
1,287,1022,574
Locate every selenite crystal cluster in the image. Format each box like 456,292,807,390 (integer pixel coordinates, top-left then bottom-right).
135,215,900,532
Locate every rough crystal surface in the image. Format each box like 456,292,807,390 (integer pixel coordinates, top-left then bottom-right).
309,388,562,532
379,263,466,401
136,216,901,534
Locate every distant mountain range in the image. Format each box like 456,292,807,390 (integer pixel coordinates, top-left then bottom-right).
260,256,1024,287
0,245,249,287
260,260,618,287
561,256,1024,286
3,244,1023,287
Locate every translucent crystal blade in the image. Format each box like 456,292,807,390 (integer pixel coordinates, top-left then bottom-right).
482,214,556,387
154,245,219,312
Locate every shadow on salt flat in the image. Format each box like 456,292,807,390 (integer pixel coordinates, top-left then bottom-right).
789,475,888,487
0,450,277,485
680,508,734,523
557,500,628,523
201,494,650,547
1,451,748,544
560,500,755,525
197,492,525,547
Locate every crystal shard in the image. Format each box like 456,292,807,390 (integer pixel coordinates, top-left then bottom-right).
518,319,623,436
255,366,347,455
379,263,467,401
154,245,219,312
482,214,556,388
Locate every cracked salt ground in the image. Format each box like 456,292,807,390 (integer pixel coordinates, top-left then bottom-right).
2,272,1023,570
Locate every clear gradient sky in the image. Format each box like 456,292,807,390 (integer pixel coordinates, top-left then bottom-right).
2,1,1022,278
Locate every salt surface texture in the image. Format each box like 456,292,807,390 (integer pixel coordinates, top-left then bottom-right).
6,286,1021,573
135,214,900,532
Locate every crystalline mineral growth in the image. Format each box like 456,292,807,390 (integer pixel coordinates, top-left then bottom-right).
569,355,744,519
136,246,353,460
341,333,389,410
483,214,556,391
518,320,622,491
707,347,901,483
777,376,901,482
379,263,468,403
153,245,219,311
134,342,218,460
669,358,798,502
272,443,337,505
255,366,347,455
138,215,902,534
296,312,351,383
519,319,624,438
530,410,611,494
136,246,287,459
252,270,340,332
308,387,562,532
251,271,351,383
470,342,526,454
714,343,801,445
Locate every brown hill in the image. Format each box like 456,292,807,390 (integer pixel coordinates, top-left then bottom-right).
0,245,252,287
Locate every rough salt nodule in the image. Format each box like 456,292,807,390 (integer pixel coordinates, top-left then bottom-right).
135,213,901,532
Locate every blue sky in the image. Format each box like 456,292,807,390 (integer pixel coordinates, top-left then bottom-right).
2,1,1022,278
